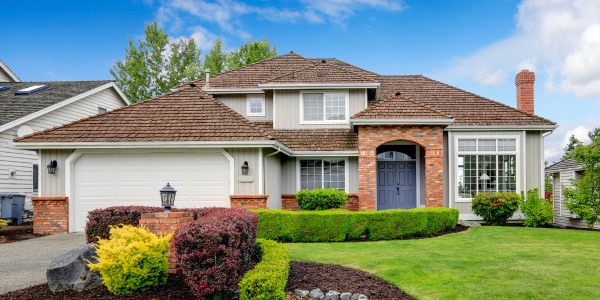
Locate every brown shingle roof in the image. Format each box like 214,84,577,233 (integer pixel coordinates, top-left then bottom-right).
264,61,378,84
353,95,451,119
376,75,556,126
256,122,357,151
15,87,272,143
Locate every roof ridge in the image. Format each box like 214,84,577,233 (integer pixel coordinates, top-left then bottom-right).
264,60,378,84
311,58,379,76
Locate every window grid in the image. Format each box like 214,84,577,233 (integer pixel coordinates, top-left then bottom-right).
302,92,346,122
248,98,264,115
324,160,345,189
300,160,322,190
300,159,345,190
324,93,346,120
302,93,324,121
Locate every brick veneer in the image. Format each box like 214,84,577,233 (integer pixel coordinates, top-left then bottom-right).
357,125,445,210
229,195,268,210
139,211,193,274
281,194,360,211
31,197,69,235
516,69,535,114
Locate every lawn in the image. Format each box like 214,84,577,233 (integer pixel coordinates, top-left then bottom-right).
285,226,600,300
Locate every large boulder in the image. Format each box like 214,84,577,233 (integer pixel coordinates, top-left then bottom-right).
47,244,102,292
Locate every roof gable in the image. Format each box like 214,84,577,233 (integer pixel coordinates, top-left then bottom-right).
353,94,451,120
264,60,378,84
0,60,20,82
545,157,583,173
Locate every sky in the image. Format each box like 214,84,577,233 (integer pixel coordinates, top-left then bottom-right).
2,0,599,163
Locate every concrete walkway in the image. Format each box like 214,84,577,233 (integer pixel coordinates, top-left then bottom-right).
0,233,86,295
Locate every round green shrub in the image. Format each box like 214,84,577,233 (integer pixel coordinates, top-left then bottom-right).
472,192,521,225
296,189,348,211
520,188,555,227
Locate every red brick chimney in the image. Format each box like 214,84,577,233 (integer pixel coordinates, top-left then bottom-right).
515,69,535,114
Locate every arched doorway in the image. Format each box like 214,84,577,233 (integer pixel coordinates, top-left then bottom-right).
376,143,420,209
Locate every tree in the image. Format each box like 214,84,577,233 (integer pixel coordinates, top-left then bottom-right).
228,38,277,70
202,38,228,75
588,127,600,142
563,137,600,228
111,21,202,103
563,135,582,159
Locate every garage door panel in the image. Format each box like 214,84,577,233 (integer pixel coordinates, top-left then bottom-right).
73,151,230,232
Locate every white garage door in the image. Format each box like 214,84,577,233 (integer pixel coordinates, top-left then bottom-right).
73,151,230,232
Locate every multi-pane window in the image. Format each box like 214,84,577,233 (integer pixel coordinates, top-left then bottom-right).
457,138,517,199
302,92,347,122
300,159,346,190
247,96,265,116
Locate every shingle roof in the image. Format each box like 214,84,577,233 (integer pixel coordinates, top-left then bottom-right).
264,61,378,84
0,81,112,127
353,94,451,119
256,122,357,151
545,157,583,173
376,75,555,126
15,86,273,143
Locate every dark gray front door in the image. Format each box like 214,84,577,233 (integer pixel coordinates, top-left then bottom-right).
377,161,417,209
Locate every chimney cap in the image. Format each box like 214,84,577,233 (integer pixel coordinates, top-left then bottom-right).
515,69,535,85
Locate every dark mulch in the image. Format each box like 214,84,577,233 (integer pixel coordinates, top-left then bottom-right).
0,221,44,244
286,261,413,300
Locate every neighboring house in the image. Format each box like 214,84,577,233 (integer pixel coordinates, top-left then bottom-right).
13,52,557,233
0,60,130,211
545,158,598,229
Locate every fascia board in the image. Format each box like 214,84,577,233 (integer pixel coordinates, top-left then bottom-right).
351,118,454,125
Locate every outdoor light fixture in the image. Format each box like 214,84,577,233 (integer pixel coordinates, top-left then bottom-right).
47,160,57,175
241,161,249,175
159,183,177,212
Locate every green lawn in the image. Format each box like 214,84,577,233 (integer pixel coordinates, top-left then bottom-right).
285,226,600,300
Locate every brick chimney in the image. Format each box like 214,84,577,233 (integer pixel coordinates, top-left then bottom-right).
515,69,535,114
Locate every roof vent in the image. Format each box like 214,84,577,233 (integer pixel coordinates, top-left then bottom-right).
0,86,10,92
189,83,197,87
321,59,326,63
15,85,49,95
290,50,295,54
291,70,295,80
395,92,401,96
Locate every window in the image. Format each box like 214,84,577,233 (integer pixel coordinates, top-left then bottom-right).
300,159,346,190
33,164,39,193
301,91,348,123
247,95,265,116
457,138,517,199
15,85,49,95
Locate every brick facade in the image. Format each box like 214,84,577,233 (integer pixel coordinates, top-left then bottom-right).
229,195,268,210
357,125,445,210
139,211,194,274
31,197,69,235
281,194,360,211
515,69,535,114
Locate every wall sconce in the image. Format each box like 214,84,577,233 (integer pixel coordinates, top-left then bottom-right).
241,161,249,175
159,183,177,212
47,160,57,174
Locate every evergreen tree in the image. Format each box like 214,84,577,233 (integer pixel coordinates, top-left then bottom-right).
563,135,582,159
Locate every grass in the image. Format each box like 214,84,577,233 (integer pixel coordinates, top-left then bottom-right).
285,226,600,300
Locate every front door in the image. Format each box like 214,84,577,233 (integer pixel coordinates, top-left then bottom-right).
377,161,417,209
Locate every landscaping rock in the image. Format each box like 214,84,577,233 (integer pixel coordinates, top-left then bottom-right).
357,294,368,300
340,292,353,300
295,289,310,297
47,244,102,292
309,288,325,299
326,290,341,299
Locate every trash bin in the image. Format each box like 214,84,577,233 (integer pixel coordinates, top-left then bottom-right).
0,194,25,225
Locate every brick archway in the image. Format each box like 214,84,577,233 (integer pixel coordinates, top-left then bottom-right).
357,125,445,210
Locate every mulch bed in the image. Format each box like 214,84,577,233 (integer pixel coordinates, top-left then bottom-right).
0,221,44,244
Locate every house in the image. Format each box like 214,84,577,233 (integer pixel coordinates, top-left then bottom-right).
545,158,598,229
0,59,130,212
12,52,557,233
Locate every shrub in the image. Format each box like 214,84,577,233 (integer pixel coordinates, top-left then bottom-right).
0,219,8,229
85,206,230,243
520,188,555,227
255,208,458,242
296,189,348,211
472,192,521,225
171,208,258,299
88,225,171,295
239,239,290,300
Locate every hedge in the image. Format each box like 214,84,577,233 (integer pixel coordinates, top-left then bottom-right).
239,239,290,300
255,208,459,242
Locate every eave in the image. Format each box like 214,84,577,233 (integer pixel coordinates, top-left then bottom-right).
258,83,380,90
351,118,454,126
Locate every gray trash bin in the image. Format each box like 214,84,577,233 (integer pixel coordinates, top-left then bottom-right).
0,194,25,225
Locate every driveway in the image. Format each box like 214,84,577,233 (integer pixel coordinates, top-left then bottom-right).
0,233,86,295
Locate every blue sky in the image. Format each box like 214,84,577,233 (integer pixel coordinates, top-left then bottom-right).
2,0,599,162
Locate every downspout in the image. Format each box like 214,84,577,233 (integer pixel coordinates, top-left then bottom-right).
263,147,282,206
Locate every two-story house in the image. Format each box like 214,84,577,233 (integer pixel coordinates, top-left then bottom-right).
13,52,556,233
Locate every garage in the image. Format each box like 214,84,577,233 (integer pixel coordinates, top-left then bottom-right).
71,150,231,232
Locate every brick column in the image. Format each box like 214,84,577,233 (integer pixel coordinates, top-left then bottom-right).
229,195,268,210
32,197,68,235
344,194,360,211
358,149,377,210
139,212,193,274
282,194,300,210
425,148,444,207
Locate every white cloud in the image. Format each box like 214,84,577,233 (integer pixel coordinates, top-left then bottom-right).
544,119,600,162
441,0,600,97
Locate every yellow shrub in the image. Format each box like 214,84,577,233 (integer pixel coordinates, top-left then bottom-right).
88,225,172,295
0,219,8,229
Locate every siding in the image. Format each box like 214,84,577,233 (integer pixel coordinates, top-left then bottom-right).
215,91,273,121
551,170,600,229
225,148,259,195
264,150,282,208
39,149,75,197
273,89,366,129
0,71,14,82
281,156,297,194
525,131,544,195
348,157,359,194
2,87,126,209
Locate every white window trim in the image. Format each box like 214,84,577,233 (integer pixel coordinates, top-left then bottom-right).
453,135,521,203
299,90,350,124
246,94,265,117
296,157,349,193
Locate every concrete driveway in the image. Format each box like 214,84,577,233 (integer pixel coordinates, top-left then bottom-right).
0,233,86,295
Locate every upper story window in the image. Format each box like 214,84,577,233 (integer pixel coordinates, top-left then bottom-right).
247,95,265,116
300,91,349,124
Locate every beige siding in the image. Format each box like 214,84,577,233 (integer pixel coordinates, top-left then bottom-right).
225,148,260,195
0,133,37,209
454,202,473,214
525,131,544,195
273,89,366,129
39,149,74,197
0,71,13,82
214,91,273,121
348,157,359,194
552,170,600,229
264,151,282,208
281,156,297,194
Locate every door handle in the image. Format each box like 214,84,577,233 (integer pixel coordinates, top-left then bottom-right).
396,183,400,195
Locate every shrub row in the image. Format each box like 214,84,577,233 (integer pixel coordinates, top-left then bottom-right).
296,189,348,210
471,189,554,227
85,206,230,243
239,238,290,300
171,208,258,299
255,208,459,242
